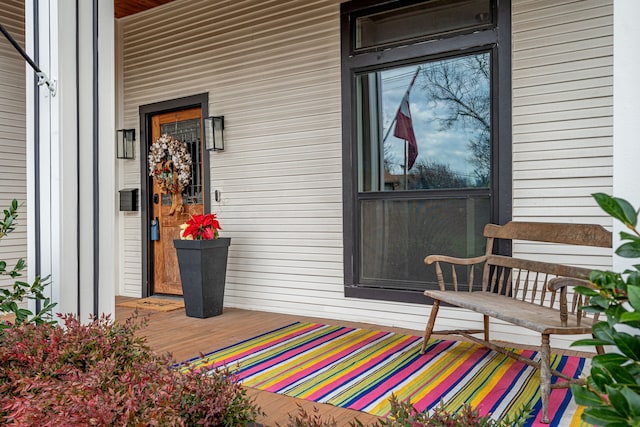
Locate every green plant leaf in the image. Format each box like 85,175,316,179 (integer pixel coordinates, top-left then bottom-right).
620,232,640,242
609,366,640,388
572,338,612,347
587,375,606,394
13,258,25,270
593,193,638,227
593,193,624,221
620,312,640,325
15,308,32,317
620,387,640,417
613,333,640,361
607,305,628,326
592,353,630,367
628,273,640,291
607,386,631,418
582,406,631,425
575,286,600,297
628,286,640,311
592,322,617,344
618,198,639,227
571,384,604,406
592,295,613,309
617,242,640,259
590,366,615,390
600,423,638,427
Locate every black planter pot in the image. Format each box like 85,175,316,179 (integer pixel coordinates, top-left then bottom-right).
173,238,231,318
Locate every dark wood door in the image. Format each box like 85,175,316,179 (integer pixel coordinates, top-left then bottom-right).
151,107,204,295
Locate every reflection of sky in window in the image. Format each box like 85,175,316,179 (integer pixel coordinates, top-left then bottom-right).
381,57,489,182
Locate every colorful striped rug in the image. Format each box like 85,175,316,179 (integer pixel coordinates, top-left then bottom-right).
181,322,588,426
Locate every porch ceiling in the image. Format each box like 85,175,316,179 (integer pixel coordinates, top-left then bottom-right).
114,0,176,18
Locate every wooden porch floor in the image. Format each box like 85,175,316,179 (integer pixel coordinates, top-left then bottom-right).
115,296,591,426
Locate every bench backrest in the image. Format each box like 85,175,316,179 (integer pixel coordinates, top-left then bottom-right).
426,221,612,325
483,221,612,247
480,221,611,303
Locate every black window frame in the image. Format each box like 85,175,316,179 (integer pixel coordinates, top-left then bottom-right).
341,0,512,304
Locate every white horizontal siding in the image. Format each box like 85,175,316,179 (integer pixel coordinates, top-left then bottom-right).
0,0,27,294
512,0,613,230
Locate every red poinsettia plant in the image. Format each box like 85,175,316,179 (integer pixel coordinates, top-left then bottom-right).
180,213,222,240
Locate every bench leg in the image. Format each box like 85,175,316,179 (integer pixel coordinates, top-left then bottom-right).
595,332,605,355
483,315,490,342
540,333,551,424
421,300,440,354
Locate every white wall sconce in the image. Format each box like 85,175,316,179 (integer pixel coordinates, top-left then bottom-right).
116,129,136,159
204,116,224,151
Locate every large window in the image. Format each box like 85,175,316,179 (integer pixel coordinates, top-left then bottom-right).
341,0,511,302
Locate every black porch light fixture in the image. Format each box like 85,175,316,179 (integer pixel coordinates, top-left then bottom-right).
204,116,224,151
116,129,136,159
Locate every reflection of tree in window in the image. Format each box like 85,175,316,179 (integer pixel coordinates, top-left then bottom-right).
419,54,490,187
409,161,469,189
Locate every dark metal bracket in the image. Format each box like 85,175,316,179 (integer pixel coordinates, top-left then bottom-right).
0,22,57,96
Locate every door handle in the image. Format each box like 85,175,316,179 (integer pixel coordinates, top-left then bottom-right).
153,193,159,204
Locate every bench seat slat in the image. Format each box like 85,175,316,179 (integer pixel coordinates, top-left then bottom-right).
424,290,594,334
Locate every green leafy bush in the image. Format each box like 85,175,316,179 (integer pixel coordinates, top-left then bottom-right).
0,313,261,426
571,193,640,426
0,199,55,327
285,395,531,427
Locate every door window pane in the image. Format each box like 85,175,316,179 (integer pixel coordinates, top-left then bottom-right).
357,52,491,192
160,118,202,205
360,197,490,290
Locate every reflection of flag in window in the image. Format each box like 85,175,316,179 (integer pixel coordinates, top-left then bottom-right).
393,91,418,170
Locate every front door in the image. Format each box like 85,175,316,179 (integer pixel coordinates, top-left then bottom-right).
151,107,204,295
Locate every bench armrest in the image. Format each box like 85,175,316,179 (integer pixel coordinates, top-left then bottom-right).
424,255,487,266
424,255,488,292
547,277,593,292
547,277,595,327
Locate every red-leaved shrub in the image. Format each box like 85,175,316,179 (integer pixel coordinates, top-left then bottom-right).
0,313,260,426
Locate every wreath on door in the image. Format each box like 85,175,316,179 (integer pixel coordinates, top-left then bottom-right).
148,134,192,214
148,134,192,193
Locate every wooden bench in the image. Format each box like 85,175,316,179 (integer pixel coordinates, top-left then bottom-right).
420,221,612,423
